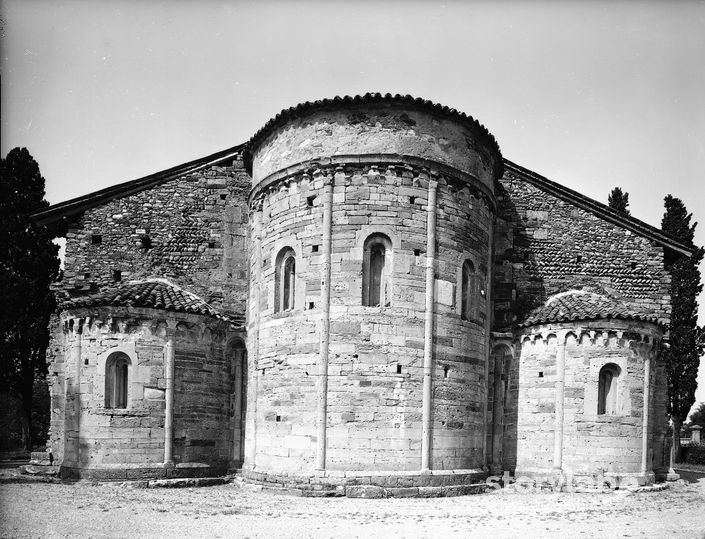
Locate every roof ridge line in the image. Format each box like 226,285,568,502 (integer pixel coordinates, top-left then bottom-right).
33,143,245,226
503,159,694,257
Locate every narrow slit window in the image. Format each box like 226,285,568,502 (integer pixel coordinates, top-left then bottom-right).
598,364,621,415
105,353,130,409
461,260,475,321
275,248,296,313
362,234,392,307
369,244,385,306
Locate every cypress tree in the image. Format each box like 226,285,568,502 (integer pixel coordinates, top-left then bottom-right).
661,195,704,461
0,148,60,451
608,187,631,215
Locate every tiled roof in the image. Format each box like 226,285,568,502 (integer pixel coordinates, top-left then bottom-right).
244,92,504,177
518,290,660,328
63,279,243,326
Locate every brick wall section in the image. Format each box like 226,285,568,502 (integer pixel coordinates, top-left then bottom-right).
59,160,250,316
493,170,671,330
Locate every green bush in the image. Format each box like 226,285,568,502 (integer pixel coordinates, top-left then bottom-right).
684,444,705,465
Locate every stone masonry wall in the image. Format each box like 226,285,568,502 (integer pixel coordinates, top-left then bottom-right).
59,159,250,316
246,99,503,477
249,162,493,473
48,307,239,479
494,171,671,330
515,321,663,478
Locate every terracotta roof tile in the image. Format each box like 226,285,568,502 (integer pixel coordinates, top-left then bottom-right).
63,279,243,326
519,290,660,328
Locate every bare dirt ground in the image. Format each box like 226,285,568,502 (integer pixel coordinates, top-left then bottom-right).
1,476,704,538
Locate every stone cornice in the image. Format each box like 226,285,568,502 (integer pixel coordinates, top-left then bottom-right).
247,154,497,215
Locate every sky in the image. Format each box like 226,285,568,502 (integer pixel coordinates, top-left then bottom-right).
2,0,705,412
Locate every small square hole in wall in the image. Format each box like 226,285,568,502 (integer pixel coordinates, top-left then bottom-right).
208,241,216,248
84,358,89,366
112,270,122,282
139,235,152,251
576,255,582,263
91,234,102,245
307,195,316,207
275,415,281,422
631,262,637,270
312,245,320,253
308,301,315,310
396,364,402,374
220,194,227,200
84,272,91,280
538,371,544,378
410,196,416,204
414,249,421,257
444,366,449,378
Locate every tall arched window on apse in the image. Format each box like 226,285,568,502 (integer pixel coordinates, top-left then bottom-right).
105,352,130,409
598,363,621,415
275,247,296,313
363,233,392,307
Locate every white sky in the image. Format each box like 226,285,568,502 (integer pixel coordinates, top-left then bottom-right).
1,0,704,411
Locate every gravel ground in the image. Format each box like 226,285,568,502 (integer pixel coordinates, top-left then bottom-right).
1,477,704,538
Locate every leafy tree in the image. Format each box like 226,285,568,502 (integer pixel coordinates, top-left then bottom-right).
608,187,631,215
661,195,705,460
0,148,59,451
687,401,705,428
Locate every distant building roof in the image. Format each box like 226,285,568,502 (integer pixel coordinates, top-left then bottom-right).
518,290,661,328
62,279,243,326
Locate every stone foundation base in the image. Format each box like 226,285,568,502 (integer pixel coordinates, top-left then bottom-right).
511,469,657,491
60,462,228,481
241,468,489,498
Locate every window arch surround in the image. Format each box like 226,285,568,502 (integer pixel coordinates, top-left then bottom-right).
597,363,621,415
105,352,131,409
362,233,392,307
275,247,296,313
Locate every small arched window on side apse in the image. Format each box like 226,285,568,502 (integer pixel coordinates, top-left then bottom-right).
105,352,131,409
363,233,392,307
461,259,476,321
597,363,621,415
275,247,296,313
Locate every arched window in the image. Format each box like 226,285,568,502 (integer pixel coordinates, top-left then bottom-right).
105,352,130,409
461,260,475,321
363,233,392,307
598,363,621,415
275,248,296,313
